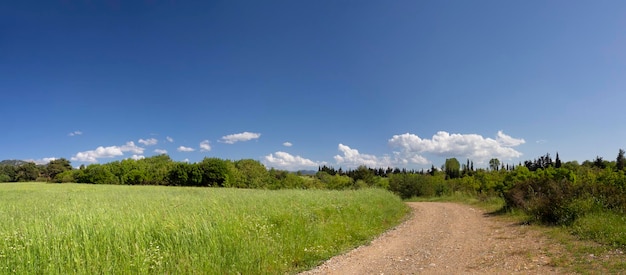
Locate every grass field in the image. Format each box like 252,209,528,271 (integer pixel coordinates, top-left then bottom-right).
0,183,408,274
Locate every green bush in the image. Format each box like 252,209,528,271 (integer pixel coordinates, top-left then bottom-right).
53,170,75,183
504,178,580,225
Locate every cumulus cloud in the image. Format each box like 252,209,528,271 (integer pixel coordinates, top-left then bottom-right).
392,151,429,165
177,146,195,152
388,131,525,164
119,141,144,154
154,149,168,154
138,138,158,146
334,144,392,168
71,141,145,163
130,155,145,160
495,131,525,147
199,140,211,151
72,147,123,162
283,142,293,147
264,151,321,170
68,131,82,136
166,136,174,142
220,132,261,144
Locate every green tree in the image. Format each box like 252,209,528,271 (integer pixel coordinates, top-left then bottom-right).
46,158,72,181
81,164,118,185
352,165,375,186
0,173,11,182
124,169,148,185
555,152,562,168
235,159,269,188
16,162,39,182
54,170,75,183
139,154,173,185
318,172,354,190
617,149,625,171
593,156,606,169
199,158,230,187
167,163,189,186
444,158,460,179
388,173,419,199
0,165,17,182
429,165,437,176
489,158,500,171
167,162,203,186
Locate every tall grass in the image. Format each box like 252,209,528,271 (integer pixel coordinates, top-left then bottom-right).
0,183,408,274
571,211,626,247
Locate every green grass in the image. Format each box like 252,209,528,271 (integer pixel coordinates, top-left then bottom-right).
544,225,626,274
571,211,626,247
0,183,409,274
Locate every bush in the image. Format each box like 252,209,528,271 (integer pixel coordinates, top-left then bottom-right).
0,174,11,183
504,178,581,225
388,173,420,199
53,170,75,183
580,182,626,212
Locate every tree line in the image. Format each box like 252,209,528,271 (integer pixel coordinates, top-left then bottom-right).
2,149,626,225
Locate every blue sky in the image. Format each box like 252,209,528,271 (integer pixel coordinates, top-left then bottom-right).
2,1,625,170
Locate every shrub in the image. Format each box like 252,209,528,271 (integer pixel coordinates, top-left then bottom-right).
53,170,75,183
0,174,12,182
504,178,581,225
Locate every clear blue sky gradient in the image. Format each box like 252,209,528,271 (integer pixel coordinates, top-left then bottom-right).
2,1,625,170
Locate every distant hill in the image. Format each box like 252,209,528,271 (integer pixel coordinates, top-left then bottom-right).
0,159,30,166
297,170,317,175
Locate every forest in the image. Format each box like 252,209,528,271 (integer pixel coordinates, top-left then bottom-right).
2,149,626,226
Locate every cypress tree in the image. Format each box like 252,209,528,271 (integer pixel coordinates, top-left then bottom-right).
617,149,625,171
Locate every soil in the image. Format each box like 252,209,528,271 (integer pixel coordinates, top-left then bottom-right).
300,202,567,274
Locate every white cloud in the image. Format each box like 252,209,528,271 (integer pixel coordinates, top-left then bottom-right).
177,146,195,152
392,151,430,165
283,142,293,147
119,141,144,154
264,151,321,170
496,130,525,147
388,131,525,164
183,158,190,163
166,136,174,143
138,138,158,146
72,146,123,162
71,141,145,163
68,131,82,136
199,140,211,151
220,132,261,144
334,144,392,168
71,141,144,162
154,149,168,154
130,155,145,160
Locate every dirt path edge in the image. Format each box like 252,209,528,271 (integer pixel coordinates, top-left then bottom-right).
300,202,563,274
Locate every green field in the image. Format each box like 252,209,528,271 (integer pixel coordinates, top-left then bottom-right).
0,183,408,274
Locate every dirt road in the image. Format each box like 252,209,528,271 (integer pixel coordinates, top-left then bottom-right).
301,202,563,274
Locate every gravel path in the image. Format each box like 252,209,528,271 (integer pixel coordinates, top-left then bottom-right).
301,202,564,274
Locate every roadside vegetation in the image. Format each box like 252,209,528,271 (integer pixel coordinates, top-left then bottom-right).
0,183,407,274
